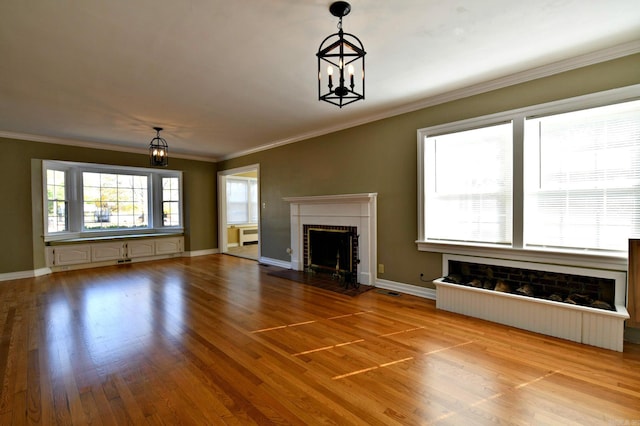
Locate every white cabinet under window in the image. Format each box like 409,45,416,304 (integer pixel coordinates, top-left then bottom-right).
91,242,125,262
155,237,183,255
46,236,184,268
127,240,155,258
49,244,91,266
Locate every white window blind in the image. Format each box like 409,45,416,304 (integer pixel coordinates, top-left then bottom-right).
424,122,513,245
524,100,640,252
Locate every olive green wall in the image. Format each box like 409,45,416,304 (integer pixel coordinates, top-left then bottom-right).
2,54,638,282
218,53,640,289
0,138,217,274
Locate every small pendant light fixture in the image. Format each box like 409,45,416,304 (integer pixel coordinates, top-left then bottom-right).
149,126,168,167
317,1,366,108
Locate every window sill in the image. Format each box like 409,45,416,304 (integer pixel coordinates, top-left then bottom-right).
416,240,628,271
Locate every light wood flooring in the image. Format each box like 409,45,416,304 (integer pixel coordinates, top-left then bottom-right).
1,254,639,425
226,243,259,260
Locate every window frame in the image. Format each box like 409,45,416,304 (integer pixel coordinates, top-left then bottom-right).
423,119,514,246
417,84,640,269
161,176,182,227
43,160,183,242
225,175,258,225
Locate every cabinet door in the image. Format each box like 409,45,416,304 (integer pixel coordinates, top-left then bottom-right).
127,240,155,258
155,237,183,255
51,245,92,266
91,242,124,262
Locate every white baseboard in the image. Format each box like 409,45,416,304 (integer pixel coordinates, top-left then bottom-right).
259,256,291,269
0,249,217,281
0,269,43,282
0,267,52,282
34,267,52,277
184,248,219,257
375,278,437,300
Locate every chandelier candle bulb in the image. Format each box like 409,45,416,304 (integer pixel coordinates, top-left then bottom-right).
348,64,355,88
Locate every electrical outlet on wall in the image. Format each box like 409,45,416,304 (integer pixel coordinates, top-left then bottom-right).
378,264,384,274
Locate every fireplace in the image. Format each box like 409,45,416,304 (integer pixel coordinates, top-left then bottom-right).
444,259,616,310
284,193,377,285
304,225,358,283
434,254,629,351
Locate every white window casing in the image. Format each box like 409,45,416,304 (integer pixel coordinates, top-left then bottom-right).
417,84,640,269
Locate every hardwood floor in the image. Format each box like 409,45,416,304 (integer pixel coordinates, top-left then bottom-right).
1,254,639,425
226,243,259,261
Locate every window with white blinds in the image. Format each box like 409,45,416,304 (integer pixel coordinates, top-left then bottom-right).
226,177,258,224
524,100,640,252
424,122,513,245
417,85,640,258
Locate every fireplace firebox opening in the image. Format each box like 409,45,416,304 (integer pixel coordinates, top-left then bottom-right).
445,260,616,311
304,225,359,286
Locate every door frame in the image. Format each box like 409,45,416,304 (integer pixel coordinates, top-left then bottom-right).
217,164,260,256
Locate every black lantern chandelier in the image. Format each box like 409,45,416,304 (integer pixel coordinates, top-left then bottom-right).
149,126,168,167
317,1,366,108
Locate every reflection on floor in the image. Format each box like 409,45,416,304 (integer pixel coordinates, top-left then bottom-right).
226,243,259,260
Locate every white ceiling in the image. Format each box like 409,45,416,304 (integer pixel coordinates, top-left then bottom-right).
1,1,639,161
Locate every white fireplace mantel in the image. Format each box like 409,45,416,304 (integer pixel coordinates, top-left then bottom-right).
284,193,377,285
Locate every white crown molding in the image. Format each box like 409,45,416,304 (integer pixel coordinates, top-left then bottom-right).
0,130,219,163
221,40,640,161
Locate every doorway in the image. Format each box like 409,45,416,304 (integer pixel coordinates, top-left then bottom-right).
218,164,260,261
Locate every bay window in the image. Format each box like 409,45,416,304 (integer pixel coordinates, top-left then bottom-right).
43,161,183,241
82,172,149,230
